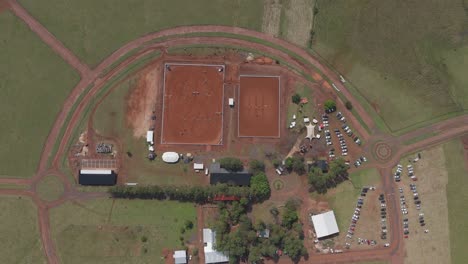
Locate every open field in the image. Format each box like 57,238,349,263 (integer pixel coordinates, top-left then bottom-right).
92,69,205,185
396,146,451,264
50,198,197,264
313,0,468,132
36,175,65,201
19,0,263,66
162,64,225,145
280,0,315,47
443,139,468,264
0,196,46,263
0,11,79,178
261,0,282,37
239,76,280,137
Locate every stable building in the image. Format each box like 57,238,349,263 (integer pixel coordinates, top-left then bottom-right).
311,211,339,239
203,228,229,264
78,169,117,186
209,163,252,186
173,250,187,264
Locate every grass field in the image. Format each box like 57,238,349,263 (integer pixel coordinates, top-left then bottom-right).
50,198,197,264
0,12,80,178
349,168,381,189
0,196,46,263
20,0,263,66
313,0,468,132
443,139,468,264
286,83,315,130
92,73,205,185
36,175,64,201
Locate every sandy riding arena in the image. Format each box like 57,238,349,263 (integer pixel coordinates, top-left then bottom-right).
238,76,280,137
161,63,225,145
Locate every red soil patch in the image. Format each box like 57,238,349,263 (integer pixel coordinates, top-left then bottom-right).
311,72,323,82
322,81,332,90
238,76,280,137
126,63,162,138
161,63,225,144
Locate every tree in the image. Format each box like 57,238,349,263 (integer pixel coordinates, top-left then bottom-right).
283,235,307,262
249,160,265,174
184,220,194,230
284,157,294,172
250,173,271,202
248,246,263,264
219,157,244,172
345,101,353,110
324,100,336,111
270,206,279,217
292,157,306,175
272,159,280,168
282,209,298,229
292,93,301,104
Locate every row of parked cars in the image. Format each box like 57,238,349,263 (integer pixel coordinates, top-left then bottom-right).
354,155,367,167
398,187,410,237
334,128,348,156
378,193,388,240
410,184,422,211
407,164,417,181
394,164,403,182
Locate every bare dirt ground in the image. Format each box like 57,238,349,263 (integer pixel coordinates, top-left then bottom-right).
282,0,315,47
262,0,282,37
397,147,451,264
126,62,162,138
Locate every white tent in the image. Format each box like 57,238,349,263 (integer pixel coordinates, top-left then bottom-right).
305,123,316,140
193,163,204,170
162,152,179,163
311,211,339,239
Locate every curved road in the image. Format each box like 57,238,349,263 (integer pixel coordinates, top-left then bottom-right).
0,1,467,263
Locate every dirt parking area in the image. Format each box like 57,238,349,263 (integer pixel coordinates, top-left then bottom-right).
162,63,225,145
396,146,451,264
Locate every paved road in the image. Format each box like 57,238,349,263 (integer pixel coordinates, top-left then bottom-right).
0,2,467,263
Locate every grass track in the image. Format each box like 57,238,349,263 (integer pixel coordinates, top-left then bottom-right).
50,199,196,264
0,196,46,263
0,11,80,178
19,0,264,66
443,139,468,264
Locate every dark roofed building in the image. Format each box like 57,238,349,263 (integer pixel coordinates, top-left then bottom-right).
209,163,252,186
79,169,117,186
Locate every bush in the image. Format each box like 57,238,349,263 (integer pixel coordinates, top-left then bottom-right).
345,101,353,110
219,157,244,172
184,220,194,230
141,236,148,242
292,93,301,104
249,160,265,174
324,100,336,111
272,159,280,168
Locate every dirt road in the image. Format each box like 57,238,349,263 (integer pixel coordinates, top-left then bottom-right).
1,3,467,263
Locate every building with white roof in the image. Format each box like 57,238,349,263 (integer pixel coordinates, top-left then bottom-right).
311,211,339,239
203,228,229,264
173,250,187,264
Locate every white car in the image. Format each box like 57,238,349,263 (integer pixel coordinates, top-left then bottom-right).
384,243,390,247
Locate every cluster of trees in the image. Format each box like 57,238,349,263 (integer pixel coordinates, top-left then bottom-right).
308,158,349,194
214,199,307,264
249,160,266,175
250,173,271,202
109,184,251,203
284,156,306,175
219,157,244,172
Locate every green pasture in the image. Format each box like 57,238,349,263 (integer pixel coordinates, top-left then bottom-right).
443,139,468,264
0,196,46,263
313,0,468,133
0,12,80,178
50,198,197,264
20,0,263,66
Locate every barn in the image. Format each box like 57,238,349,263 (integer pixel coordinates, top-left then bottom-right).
79,169,117,186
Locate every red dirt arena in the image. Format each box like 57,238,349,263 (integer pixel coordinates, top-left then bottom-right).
161,63,225,144
238,76,280,137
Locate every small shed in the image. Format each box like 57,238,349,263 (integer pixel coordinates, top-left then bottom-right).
304,117,310,123
173,250,187,264
194,163,204,170
229,98,234,107
146,130,154,145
